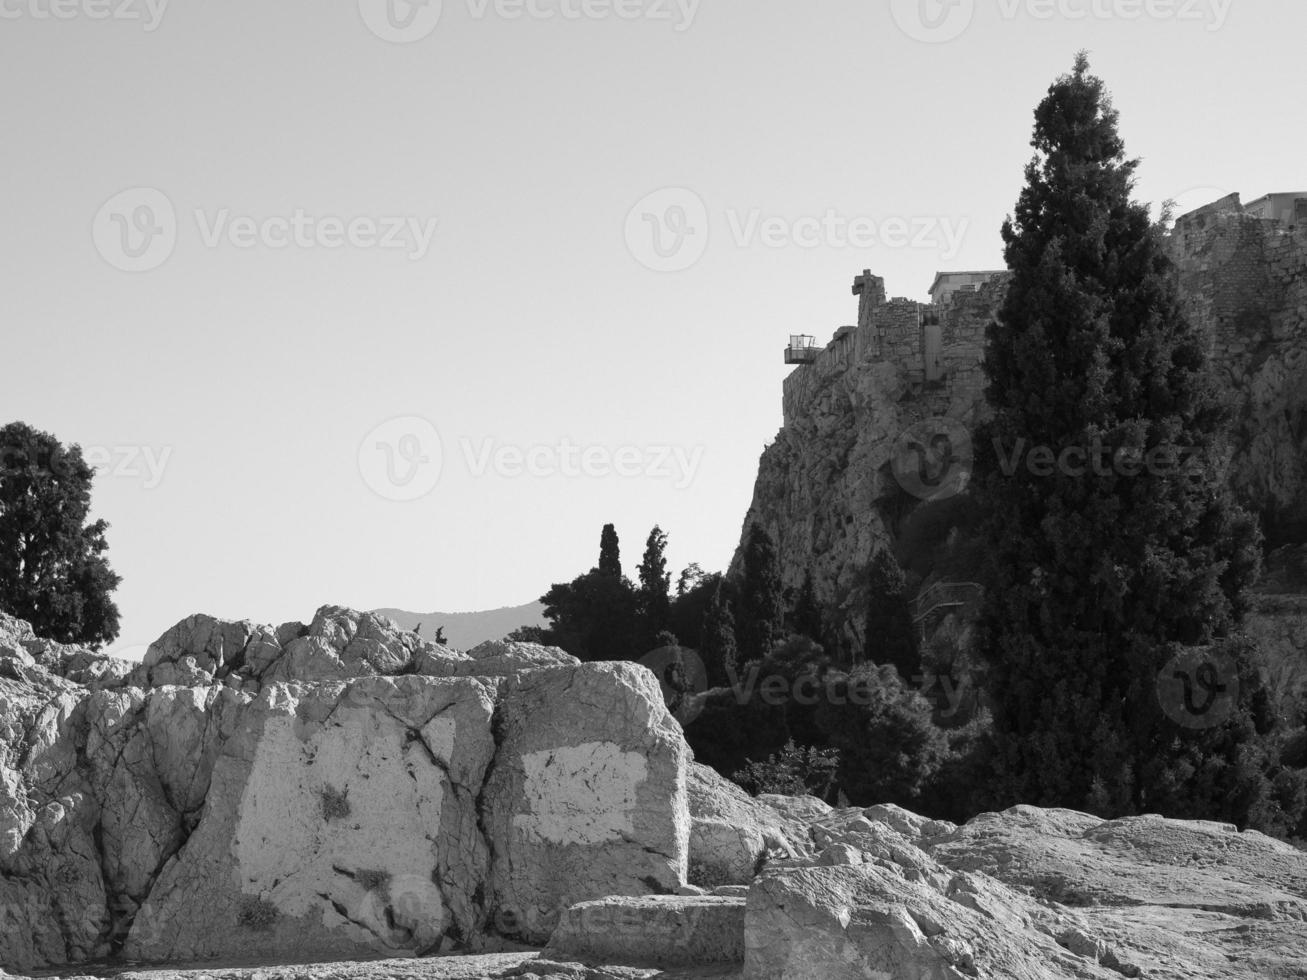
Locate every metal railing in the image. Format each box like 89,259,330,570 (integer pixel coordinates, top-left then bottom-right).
913,581,983,624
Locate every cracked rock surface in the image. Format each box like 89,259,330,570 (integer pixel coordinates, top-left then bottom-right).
0,608,686,973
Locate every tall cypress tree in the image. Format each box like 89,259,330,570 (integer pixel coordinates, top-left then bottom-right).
975,54,1263,815
699,578,738,688
638,525,672,641
864,549,917,679
598,523,622,578
738,522,785,663
789,570,824,646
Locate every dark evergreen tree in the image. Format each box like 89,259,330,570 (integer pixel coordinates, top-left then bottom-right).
789,570,824,645
638,525,672,642
0,422,121,647
598,523,622,578
974,54,1270,821
738,522,785,663
864,549,918,678
699,578,738,688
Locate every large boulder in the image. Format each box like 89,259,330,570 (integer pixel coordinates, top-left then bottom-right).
481,663,689,943
0,608,690,973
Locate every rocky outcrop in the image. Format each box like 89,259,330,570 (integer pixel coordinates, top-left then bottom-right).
744,801,1307,979
739,204,1307,647
685,762,815,885
0,607,687,973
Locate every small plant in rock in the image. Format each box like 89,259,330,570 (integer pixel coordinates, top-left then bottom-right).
319,784,351,821
236,896,280,930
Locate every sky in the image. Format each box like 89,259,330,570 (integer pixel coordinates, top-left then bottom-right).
2,0,1303,657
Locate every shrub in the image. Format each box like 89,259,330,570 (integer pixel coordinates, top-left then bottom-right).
732,739,838,798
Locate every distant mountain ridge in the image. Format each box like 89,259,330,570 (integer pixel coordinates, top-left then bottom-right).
371,601,547,651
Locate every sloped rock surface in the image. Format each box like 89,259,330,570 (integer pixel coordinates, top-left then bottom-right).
745,800,1307,979
685,763,813,885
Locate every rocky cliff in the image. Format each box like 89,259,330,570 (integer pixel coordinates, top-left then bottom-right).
0,607,688,971
735,195,1307,651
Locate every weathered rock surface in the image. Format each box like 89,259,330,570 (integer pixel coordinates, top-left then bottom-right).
546,895,746,965
746,801,1307,979
0,608,681,973
685,763,813,885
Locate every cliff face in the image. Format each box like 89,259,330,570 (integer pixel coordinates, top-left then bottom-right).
735,196,1307,651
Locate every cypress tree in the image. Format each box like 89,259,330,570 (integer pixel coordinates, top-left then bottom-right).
598,523,622,578
699,578,738,688
638,525,672,640
974,54,1264,815
864,549,918,678
738,522,785,663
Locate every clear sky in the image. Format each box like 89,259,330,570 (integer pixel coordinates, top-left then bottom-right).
2,0,1303,656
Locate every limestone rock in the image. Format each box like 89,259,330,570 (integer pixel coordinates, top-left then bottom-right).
0,608,693,973
685,762,811,885
481,663,690,943
546,895,746,965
